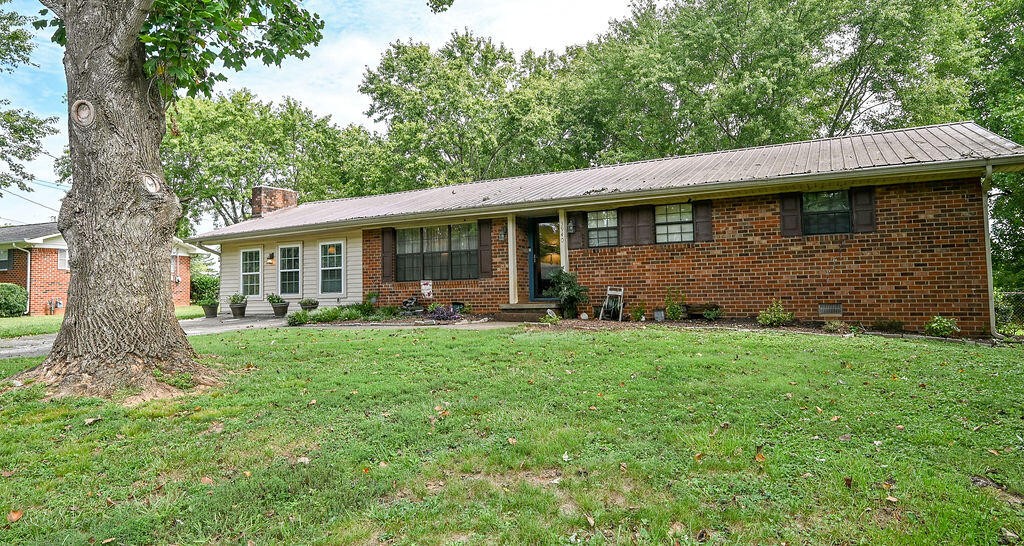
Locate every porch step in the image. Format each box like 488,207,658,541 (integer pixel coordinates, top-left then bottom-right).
496,302,561,322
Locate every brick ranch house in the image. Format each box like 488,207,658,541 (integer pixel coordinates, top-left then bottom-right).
192,122,1024,336
0,222,202,315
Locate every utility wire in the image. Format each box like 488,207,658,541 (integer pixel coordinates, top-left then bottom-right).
0,190,61,212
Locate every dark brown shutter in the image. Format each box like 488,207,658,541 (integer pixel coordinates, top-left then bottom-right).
693,200,713,242
636,206,654,245
780,193,802,237
618,207,637,246
477,219,492,277
380,227,396,283
850,186,876,233
568,212,586,249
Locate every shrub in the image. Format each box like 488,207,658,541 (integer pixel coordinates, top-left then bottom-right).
924,315,960,337
542,270,588,318
630,302,647,322
299,298,319,307
286,310,310,326
228,293,247,304
426,301,442,313
190,273,219,304
871,319,904,333
370,306,399,320
664,289,685,321
823,320,850,334
196,297,218,307
539,313,561,325
757,300,794,327
266,293,285,304
0,283,28,317
703,306,723,321
428,305,462,321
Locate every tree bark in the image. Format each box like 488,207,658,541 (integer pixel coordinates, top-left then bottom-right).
17,0,213,398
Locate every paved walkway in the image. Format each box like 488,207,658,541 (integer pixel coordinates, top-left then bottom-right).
0,317,519,359
0,316,287,359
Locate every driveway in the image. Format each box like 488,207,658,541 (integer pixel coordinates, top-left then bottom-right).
0,315,287,359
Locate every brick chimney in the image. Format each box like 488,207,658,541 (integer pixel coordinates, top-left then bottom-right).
251,186,298,218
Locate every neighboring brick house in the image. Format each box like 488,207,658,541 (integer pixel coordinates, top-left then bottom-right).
192,123,1024,336
0,222,201,316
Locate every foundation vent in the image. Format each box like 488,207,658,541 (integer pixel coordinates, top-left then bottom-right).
818,303,844,317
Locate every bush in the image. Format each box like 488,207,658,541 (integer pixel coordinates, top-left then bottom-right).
190,273,219,304
539,313,561,325
427,305,462,321
542,270,588,318
0,283,28,317
664,289,685,321
823,320,851,334
286,310,310,326
871,319,904,333
702,306,723,321
196,297,218,307
757,300,794,327
630,302,646,322
924,315,960,337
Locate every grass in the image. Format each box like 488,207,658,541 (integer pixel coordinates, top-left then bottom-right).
0,305,204,338
1,326,1022,544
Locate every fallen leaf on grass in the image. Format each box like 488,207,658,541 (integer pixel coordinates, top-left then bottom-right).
620,462,628,473
243,471,252,478
830,415,841,422
754,445,766,463
507,437,517,445
694,452,704,462
696,529,710,542
844,476,853,489
296,457,310,465
885,495,899,503
7,510,23,523
308,399,316,406
1,470,13,478
562,451,571,462
102,539,115,544
84,417,102,426
586,515,595,527
895,425,905,431
838,434,852,442
200,476,214,485
989,449,1001,456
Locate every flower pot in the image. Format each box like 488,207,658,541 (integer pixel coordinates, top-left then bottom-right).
271,302,290,318
229,303,247,318
300,302,319,311
201,304,219,318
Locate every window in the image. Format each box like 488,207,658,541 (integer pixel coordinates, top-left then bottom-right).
655,204,694,243
169,253,178,277
57,249,69,270
240,249,261,296
0,249,9,271
587,210,618,247
395,223,479,282
802,190,851,235
279,245,301,295
320,241,345,294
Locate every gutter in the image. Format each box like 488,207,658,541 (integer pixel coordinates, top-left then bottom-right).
11,243,31,315
981,163,1003,339
190,154,1024,244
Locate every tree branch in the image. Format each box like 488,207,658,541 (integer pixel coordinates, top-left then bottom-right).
112,0,154,56
38,0,65,19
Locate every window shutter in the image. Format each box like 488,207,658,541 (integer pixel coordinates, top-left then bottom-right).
780,193,802,237
478,219,492,277
851,187,876,233
568,212,586,249
618,207,637,246
635,206,654,245
693,200,713,242
380,227,396,283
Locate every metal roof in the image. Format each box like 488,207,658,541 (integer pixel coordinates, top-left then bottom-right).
0,222,59,244
195,122,1024,242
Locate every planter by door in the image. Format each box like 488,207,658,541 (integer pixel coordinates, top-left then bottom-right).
229,303,247,318
201,304,219,318
300,302,319,311
271,302,290,318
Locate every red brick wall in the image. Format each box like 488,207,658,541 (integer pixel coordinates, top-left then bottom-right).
28,248,70,315
251,186,298,217
0,248,29,289
171,255,192,306
362,218,515,312
569,179,991,335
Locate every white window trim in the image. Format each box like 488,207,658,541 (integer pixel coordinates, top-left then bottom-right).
240,247,263,299
277,243,303,298
318,239,346,296
57,249,70,270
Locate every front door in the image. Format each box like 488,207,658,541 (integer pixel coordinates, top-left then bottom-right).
529,218,561,300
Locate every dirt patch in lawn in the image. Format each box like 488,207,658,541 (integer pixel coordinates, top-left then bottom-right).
971,475,1024,507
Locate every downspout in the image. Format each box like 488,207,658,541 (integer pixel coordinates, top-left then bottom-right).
11,244,31,315
981,163,1001,338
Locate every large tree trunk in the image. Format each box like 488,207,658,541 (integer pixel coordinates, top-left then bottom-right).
17,0,213,398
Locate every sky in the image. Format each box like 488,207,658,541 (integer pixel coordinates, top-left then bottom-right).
0,0,635,227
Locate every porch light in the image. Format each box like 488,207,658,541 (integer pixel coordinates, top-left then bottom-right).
567,218,576,234
266,252,275,266
327,245,337,254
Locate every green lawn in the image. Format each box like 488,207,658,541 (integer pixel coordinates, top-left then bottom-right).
0,305,204,338
1,326,1022,544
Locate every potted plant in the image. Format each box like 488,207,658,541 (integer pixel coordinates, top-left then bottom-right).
228,293,247,318
299,297,319,311
267,293,289,318
198,297,219,318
